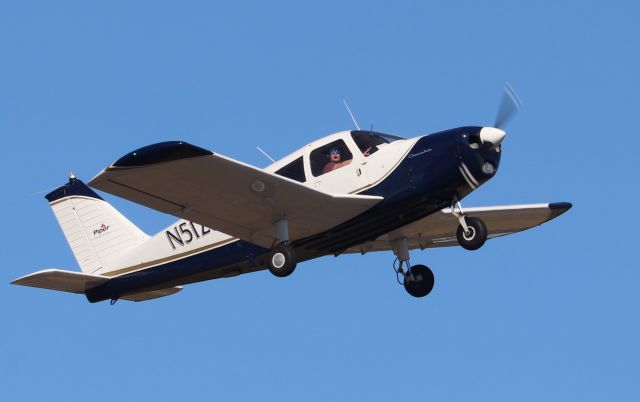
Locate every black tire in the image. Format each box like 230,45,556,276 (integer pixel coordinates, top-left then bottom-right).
268,244,297,277
403,264,435,298
456,217,488,251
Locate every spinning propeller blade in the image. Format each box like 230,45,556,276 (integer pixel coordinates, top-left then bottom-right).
494,82,522,129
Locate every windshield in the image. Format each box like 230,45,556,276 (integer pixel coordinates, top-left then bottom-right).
350,130,405,157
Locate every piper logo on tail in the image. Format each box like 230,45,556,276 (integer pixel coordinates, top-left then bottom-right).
93,223,110,236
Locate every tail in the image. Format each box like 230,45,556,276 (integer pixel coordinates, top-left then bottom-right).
45,175,149,273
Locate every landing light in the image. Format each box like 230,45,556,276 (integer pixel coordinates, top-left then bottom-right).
481,162,495,175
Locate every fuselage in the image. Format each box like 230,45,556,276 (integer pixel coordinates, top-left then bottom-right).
85,126,502,302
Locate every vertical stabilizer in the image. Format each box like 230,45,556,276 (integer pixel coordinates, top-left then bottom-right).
45,176,149,273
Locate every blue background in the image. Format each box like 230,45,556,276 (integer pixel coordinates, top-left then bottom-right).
1,1,637,401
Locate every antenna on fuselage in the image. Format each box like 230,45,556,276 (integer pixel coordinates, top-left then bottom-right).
342,99,361,130
256,146,276,163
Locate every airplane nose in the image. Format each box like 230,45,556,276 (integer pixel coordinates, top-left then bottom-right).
479,127,506,146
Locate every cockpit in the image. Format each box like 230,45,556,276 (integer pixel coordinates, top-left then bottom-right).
272,130,406,185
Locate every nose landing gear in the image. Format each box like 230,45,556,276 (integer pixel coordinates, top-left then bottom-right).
396,260,435,298
391,236,435,298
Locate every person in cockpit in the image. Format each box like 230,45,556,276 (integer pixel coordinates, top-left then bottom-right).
322,146,352,174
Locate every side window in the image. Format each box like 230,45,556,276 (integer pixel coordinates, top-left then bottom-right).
275,156,306,183
310,140,353,177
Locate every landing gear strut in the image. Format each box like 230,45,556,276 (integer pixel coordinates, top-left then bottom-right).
268,216,297,277
451,201,488,250
391,237,435,298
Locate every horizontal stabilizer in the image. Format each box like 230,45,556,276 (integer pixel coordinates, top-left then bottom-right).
11,269,109,293
121,287,182,302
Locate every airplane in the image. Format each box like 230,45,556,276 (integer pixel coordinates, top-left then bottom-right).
12,86,571,303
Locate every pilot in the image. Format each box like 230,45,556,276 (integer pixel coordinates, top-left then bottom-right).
322,146,352,174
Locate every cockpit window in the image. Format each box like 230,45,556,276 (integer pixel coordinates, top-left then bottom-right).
351,130,405,157
310,139,353,177
275,156,306,183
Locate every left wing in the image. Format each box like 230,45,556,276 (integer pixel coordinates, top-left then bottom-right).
345,202,572,254
89,141,382,248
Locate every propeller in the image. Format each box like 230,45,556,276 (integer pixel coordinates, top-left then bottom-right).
480,83,522,146
494,82,522,129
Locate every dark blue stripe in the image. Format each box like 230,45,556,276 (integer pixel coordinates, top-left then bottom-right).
85,240,269,303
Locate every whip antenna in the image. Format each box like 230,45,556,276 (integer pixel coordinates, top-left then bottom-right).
256,146,276,163
342,99,361,130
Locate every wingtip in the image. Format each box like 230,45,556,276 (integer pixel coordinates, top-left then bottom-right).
110,141,213,169
548,202,572,220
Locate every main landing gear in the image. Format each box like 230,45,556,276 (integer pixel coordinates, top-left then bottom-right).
391,237,435,298
268,244,297,277
268,216,297,277
451,201,488,251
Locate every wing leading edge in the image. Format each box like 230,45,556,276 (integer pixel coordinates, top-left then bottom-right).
345,202,572,254
89,141,382,249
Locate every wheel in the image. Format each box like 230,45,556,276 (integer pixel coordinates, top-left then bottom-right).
456,217,488,251
268,244,297,277
403,264,435,298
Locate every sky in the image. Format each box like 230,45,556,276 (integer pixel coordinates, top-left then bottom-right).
1,1,638,401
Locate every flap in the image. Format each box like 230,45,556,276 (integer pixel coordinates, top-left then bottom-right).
346,202,572,254
11,269,109,293
89,141,382,248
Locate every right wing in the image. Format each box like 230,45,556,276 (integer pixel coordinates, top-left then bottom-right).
89,141,382,248
345,202,572,254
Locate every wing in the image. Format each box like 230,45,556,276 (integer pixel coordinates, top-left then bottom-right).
89,141,382,248
345,202,572,254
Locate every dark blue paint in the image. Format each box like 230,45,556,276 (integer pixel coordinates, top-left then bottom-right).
45,177,104,203
111,141,212,168
457,127,502,187
548,202,573,220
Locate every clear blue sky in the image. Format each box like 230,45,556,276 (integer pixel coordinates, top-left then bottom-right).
1,1,638,401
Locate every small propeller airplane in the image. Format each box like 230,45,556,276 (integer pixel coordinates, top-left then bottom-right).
12,85,571,303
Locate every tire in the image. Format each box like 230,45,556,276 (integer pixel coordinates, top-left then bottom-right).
268,244,297,277
403,264,435,298
456,217,488,251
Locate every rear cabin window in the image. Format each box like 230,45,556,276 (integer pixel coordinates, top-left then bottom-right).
310,139,353,177
275,156,306,183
